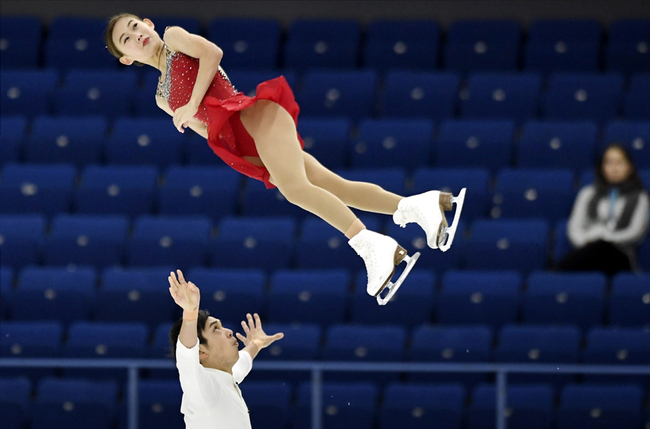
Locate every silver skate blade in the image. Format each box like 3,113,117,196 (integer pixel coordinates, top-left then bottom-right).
377,252,420,306
438,187,466,252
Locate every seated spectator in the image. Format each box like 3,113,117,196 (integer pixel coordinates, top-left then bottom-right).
557,143,649,275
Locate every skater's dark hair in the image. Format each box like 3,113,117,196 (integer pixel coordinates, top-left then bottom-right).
104,12,145,67
168,309,211,362
587,143,645,228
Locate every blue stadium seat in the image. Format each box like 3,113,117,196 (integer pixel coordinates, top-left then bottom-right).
240,382,292,429
0,16,42,69
468,384,555,429
363,19,440,71
185,133,222,165
45,17,116,70
623,73,650,121
225,69,297,97
133,70,170,118
605,19,650,74
63,322,148,381
242,178,308,220
296,217,381,273
465,219,549,274
128,216,211,268
147,322,176,380
44,214,129,268
96,267,177,327
25,116,107,167
438,271,521,329
379,71,459,120
211,217,295,272
558,384,643,429
323,324,406,364
351,119,434,171
284,19,361,70
523,272,606,331
444,20,521,73
351,270,435,328
118,379,184,429
32,378,118,429
380,383,466,429
491,168,575,222
552,219,571,265
147,16,201,34
55,70,137,118
296,70,378,120
0,163,76,218
13,267,96,324
583,327,650,386
0,321,62,380
0,377,31,429
524,19,602,75
494,324,580,386
295,382,378,429
411,168,490,222
0,69,58,118
544,73,625,124
106,118,184,169
407,325,492,386
602,120,650,168
435,120,514,172
0,115,26,163
297,117,351,170
267,269,349,326
0,215,45,269
518,120,598,171
0,266,13,319
461,73,542,123
609,273,650,328
185,268,265,323
208,18,280,69
76,165,158,218
159,166,240,222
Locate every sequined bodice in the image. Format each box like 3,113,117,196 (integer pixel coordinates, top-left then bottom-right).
156,46,239,124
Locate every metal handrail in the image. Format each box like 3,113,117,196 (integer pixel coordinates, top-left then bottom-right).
1,358,649,429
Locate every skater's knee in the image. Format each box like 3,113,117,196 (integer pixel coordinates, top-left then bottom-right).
277,180,315,205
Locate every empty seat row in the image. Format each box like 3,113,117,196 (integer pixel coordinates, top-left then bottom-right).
2,265,648,330
2,16,648,75
2,114,648,172
2,68,649,126
1,377,649,429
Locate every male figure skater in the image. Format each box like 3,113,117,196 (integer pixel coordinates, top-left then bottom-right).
168,269,284,428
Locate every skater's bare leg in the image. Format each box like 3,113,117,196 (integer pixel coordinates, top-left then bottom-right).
240,100,363,235
303,152,404,214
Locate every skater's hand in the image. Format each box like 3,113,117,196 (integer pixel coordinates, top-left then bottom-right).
168,269,200,313
236,313,284,350
173,102,199,133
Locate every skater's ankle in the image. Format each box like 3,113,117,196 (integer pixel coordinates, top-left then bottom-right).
345,219,366,239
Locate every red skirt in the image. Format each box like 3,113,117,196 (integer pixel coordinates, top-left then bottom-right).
203,76,304,189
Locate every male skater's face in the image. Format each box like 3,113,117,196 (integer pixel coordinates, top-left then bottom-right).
198,317,240,369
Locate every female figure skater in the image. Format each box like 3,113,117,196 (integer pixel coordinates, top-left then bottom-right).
106,14,465,304
557,143,649,275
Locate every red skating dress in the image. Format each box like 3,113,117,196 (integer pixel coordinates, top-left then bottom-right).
156,46,304,189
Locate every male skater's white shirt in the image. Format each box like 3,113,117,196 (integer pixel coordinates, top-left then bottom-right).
176,338,253,428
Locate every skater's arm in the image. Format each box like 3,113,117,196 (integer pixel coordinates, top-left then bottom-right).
567,186,606,247
236,313,284,360
163,26,222,133
156,95,208,139
603,191,650,245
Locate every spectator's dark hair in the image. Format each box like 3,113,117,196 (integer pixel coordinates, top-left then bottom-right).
588,143,645,228
104,13,145,66
168,309,211,362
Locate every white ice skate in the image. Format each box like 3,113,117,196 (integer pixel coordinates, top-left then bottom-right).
393,188,466,252
349,229,420,306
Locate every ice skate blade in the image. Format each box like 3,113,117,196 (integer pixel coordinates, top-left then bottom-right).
377,252,420,305
438,188,466,252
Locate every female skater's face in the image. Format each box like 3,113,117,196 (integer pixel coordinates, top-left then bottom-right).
111,16,161,65
602,146,633,184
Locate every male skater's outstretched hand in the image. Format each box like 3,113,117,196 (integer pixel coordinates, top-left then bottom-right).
237,313,284,359
168,269,200,314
